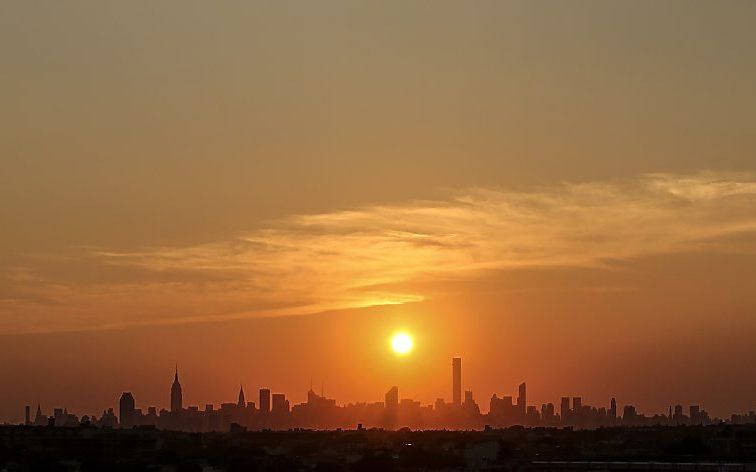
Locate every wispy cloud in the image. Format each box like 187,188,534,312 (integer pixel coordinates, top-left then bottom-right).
3,171,756,334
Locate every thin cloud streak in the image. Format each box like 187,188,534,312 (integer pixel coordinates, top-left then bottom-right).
4,171,756,334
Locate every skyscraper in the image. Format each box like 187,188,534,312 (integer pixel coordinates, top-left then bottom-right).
385,386,399,409
34,404,44,425
572,397,582,412
464,390,473,405
560,397,571,422
237,385,245,407
259,388,271,413
452,357,461,407
119,392,135,428
171,366,183,413
517,382,527,415
272,393,289,413
690,405,701,424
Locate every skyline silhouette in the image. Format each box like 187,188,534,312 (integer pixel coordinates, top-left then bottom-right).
18,357,755,432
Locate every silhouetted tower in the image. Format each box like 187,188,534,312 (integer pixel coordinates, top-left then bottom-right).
690,405,701,424
25,405,31,425
385,386,399,428
259,388,271,413
385,386,399,409
560,397,570,423
34,404,44,425
238,385,246,407
171,365,183,413
272,393,289,413
674,404,683,422
452,357,462,407
119,392,135,428
610,397,617,420
517,382,527,415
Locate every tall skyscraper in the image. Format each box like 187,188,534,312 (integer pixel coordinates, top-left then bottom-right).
690,405,701,424
171,366,183,413
572,397,582,412
119,392,135,428
517,382,527,415
24,405,30,425
237,385,246,407
452,357,462,407
259,388,271,413
560,397,571,422
610,397,617,420
34,404,44,425
272,393,289,413
464,390,473,405
385,386,399,409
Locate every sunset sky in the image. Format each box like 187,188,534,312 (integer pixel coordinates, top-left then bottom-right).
2,1,756,423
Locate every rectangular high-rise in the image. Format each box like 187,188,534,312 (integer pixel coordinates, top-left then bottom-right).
464,390,473,406
517,382,527,414
572,397,582,412
259,388,271,414
272,393,289,413
452,357,462,406
560,397,571,422
385,386,399,409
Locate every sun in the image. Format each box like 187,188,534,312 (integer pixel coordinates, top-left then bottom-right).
391,332,414,356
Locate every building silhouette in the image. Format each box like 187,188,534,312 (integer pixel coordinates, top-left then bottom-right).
561,397,571,423
18,356,739,432
119,392,136,428
34,405,44,426
517,382,527,416
259,388,271,414
271,393,289,414
452,357,461,407
171,366,183,413
237,386,245,407
385,386,399,409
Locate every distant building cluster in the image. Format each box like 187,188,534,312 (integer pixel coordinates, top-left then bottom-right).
24,358,756,432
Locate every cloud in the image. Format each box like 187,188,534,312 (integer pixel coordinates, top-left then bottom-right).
3,171,756,334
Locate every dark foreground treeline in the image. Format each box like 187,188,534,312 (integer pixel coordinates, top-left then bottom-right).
1,424,756,471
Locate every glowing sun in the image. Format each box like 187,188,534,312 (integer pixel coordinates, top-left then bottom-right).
391,332,414,356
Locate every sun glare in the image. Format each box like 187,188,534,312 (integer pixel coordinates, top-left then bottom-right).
391,332,414,356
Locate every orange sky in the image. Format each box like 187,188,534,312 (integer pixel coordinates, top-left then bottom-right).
1,1,756,422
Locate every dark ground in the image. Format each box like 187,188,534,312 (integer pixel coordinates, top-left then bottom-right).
2,424,756,471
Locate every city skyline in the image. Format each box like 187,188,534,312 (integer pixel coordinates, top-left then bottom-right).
16,357,755,431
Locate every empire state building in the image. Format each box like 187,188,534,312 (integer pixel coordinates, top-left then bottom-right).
171,366,183,413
